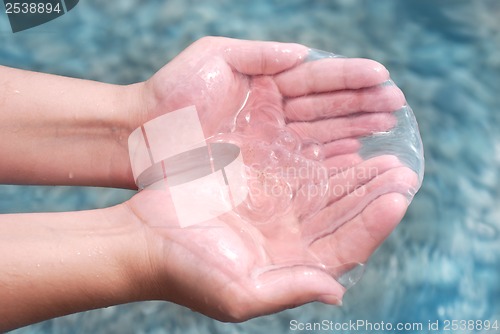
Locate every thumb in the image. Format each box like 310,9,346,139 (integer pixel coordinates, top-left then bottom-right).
252,265,346,311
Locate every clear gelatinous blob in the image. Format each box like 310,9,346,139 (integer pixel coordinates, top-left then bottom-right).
336,263,366,289
128,47,424,295
358,81,424,185
306,48,346,61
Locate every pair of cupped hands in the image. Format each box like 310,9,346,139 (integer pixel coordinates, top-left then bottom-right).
122,37,418,321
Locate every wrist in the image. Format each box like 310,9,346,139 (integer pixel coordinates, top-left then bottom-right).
0,205,153,331
0,66,150,188
106,202,165,302
119,81,150,131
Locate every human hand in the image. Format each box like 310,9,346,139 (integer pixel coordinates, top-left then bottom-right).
126,160,417,322
126,37,421,321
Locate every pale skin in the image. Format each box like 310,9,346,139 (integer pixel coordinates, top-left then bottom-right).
0,37,418,331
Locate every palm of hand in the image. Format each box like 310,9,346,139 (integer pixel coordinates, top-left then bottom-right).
127,37,420,321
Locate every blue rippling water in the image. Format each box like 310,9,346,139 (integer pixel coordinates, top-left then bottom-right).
1,0,499,333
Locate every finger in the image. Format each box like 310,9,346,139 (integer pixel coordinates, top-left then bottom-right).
222,39,309,75
326,155,404,204
308,193,409,270
284,84,406,122
287,112,397,143
323,139,361,158
303,166,418,242
252,265,345,309
290,155,401,222
324,153,363,173
275,58,390,97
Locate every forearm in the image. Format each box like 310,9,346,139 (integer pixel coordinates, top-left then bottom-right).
0,205,153,332
0,66,145,188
